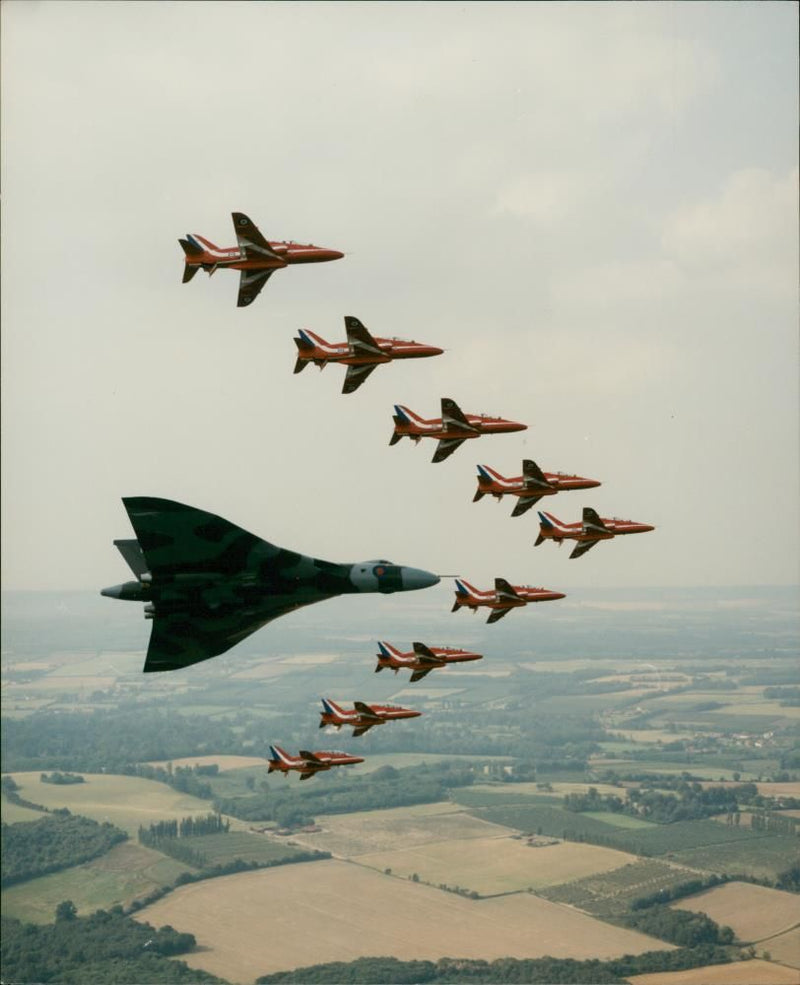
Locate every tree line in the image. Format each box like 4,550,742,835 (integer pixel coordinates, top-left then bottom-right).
255,946,737,983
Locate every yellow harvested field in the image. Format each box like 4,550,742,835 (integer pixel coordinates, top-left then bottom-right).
355,837,637,895
673,883,800,943
766,928,800,970
287,803,504,857
279,653,339,665
467,780,627,798
612,729,699,744
629,959,800,985
8,772,212,836
147,755,266,771
230,660,287,679
135,859,672,984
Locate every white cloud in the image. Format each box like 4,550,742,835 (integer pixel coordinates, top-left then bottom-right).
662,167,799,297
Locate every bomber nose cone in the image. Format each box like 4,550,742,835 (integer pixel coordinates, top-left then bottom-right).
401,567,440,591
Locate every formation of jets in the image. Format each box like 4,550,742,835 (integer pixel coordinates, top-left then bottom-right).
179,212,343,307
375,640,483,681
452,578,565,624
294,316,443,394
474,460,601,517
536,508,656,559
100,209,657,778
390,397,527,463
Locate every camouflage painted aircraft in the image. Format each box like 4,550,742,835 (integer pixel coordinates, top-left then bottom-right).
390,398,527,463
375,640,483,681
474,460,601,517
536,508,655,559
293,316,443,394
101,497,439,673
318,698,421,736
452,578,565,624
267,745,364,780
179,212,343,307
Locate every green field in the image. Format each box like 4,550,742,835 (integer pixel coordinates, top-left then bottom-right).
671,835,799,881
180,831,315,866
1,842,189,924
538,859,706,917
0,795,46,824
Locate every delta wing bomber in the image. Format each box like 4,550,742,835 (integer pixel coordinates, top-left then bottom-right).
101,497,439,672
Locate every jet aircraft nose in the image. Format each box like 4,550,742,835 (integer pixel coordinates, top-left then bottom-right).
401,567,440,591
638,524,656,533
320,249,345,261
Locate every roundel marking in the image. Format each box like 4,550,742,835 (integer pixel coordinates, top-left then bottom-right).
374,566,385,577
238,217,248,226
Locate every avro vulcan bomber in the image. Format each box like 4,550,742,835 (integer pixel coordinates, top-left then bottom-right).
101,498,439,672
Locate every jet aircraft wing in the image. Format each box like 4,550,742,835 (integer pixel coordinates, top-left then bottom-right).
352,726,373,736
409,668,434,682
494,578,522,603
441,398,479,432
511,495,543,517
237,268,275,308
412,642,446,664
231,212,283,262
353,701,384,720
570,540,601,560
522,460,554,491
487,608,512,624
344,316,383,356
432,437,467,463
299,772,316,780
582,507,610,536
299,750,323,763
343,363,378,394
143,607,277,673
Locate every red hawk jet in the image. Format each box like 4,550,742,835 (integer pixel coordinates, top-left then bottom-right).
375,640,483,682
536,508,655,559
293,316,443,394
474,461,601,517
390,398,527,463
267,745,363,781
452,578,565,624
319,698,421,736
179,212,343,307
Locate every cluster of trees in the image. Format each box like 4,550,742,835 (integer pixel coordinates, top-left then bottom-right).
631,874,727,910
40,771,85,785
138,813,231,868
255,947,736,984
563,782,770,825
0,907,224,984
126,762,216,799
622,907,734,947
749,811,798,835
1,814,127,887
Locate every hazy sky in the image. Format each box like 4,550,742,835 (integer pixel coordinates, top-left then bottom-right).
2,1,798,595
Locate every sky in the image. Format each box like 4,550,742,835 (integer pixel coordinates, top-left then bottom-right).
1,1,798,596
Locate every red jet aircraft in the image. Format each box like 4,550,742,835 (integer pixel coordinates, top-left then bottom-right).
536,508,655,559
319,698,421,736
294,316,443,394
375,640,483,682
267,744,363,781
390,398,527,463
452,578,565,624
179,212,343,307
474,460,601,517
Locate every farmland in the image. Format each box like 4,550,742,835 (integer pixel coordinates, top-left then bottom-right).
353,835,638,895
538,859,701,917
1,842,189,923
284,802,506,857
4,772,214,836
629,959,800,985
671,882,800,945
135,858,674,984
